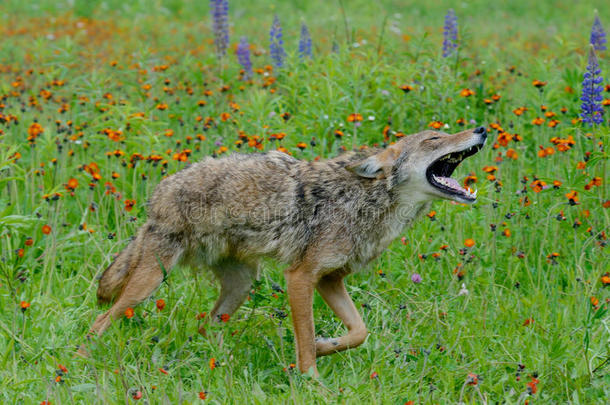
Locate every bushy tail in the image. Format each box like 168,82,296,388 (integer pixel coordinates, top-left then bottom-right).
96,237,139,304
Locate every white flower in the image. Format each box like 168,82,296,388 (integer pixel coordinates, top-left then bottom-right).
368,116,375,121
458,283,469,296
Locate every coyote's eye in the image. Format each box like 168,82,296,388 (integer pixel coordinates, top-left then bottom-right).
428,136,440,141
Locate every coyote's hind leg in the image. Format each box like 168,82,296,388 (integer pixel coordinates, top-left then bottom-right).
198,259,258,334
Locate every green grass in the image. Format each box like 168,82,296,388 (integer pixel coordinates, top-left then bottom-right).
0,0,609,403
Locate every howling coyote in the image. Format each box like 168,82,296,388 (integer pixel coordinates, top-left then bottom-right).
83,126,487,375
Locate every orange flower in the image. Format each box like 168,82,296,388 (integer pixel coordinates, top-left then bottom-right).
66,178,78,191
347,113,363,122
156,299,166,311
464,239,475,248
523,318,534,326
565,191,579,205
156,103,168,110
601,273,610,285
42,225,52,235
400,85,413,93
199,391,207,400
219,313,230,322
505,149,518,159
497,132,513,147
531,117,545,126
20,301,30,311
463,174,477,187
460,88,475,97
512,107,527,116
125,307,134,319
532,79,547,88
466,373,479,385
530,180,547,193
296,142,307,150
209,358,217,370
428,121,443,130
124,199,136,211
503,228,511,237
591,296,599,307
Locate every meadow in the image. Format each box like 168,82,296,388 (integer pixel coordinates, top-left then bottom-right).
0,0,609,403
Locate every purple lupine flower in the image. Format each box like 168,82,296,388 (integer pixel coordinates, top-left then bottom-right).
236,36,253,80
442,9,458,58
590,14,607,51
210,0,229,57
580,46,604,126
270,15,286,68
299,22,313,59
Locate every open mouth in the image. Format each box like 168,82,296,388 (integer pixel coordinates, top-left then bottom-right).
425,143,484,202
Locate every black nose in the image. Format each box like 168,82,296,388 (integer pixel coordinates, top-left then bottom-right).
474,126,487,137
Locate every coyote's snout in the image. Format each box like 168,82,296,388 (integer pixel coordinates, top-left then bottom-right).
83,126,486,374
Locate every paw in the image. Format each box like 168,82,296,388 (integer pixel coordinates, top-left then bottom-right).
315,337,339,356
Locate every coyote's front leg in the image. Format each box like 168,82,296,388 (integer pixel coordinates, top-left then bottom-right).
315,271,368,356
284,263,317,375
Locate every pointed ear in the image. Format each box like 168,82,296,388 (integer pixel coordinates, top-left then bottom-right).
347,146,401,179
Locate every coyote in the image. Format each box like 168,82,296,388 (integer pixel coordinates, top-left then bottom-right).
84,126,487,374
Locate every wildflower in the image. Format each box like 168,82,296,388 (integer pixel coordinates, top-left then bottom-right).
526,376,539,394
236,37,253,80
20,301,30,312
199,391,208,400
269,15,286,68
590,12,607,51
125,308,134,319
601,273,610,285
442,9,458,57
466,373,479,385
347,113,363,122
370,371,379,379
464,238,475,248
65,178,78,191
565,190,579,205
458,283,469,296
460,88,475,97
42,225,52,235
532,80,547,89
411,273,422,284
580,46,604,126
156,299,166,311
124,199,136,211
591,296,599,307
209,358,217,370
299,22,313,59
400,84,413,93
210,0,229,57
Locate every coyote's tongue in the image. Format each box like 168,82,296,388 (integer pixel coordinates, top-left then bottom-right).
433,175,462,191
